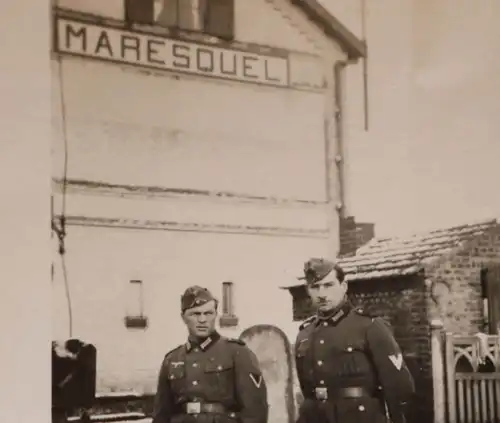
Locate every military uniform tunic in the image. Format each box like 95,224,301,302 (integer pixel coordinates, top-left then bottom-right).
152,332,268,423
294,302,415,423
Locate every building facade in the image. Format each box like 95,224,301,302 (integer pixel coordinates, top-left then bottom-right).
51,0,365,393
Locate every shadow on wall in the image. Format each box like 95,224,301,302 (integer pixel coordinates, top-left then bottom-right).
239,325,296,423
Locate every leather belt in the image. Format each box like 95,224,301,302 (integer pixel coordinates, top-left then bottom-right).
314,386,372,401
182,402,236,417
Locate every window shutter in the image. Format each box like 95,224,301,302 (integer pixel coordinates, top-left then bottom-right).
125,0,155,25
205,0,234,40
486,263,500,334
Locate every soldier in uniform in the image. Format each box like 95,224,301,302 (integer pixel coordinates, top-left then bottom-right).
152,285,268,423
294,258,415,423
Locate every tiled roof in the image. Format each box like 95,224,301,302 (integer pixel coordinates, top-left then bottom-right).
338,219,499,282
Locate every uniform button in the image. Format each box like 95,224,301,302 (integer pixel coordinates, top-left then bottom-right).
317,360,323,366
217,365,223,370
320,380,325,385
323,322,328,326
194,348,199,353
358,405,365,411
192,363,198,368
192,381,198,386
319,340,325,344
347,347,353,352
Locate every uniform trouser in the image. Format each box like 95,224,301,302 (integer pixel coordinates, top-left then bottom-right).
297,397,388,423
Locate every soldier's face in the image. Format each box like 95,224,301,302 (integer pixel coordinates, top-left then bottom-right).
182,300,218,338
307,277,347,312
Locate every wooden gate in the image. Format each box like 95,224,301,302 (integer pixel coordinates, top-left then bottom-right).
434,330,500,423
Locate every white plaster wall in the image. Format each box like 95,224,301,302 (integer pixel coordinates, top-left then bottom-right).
51,0,348,392
52,57,327,201
52,224,329,392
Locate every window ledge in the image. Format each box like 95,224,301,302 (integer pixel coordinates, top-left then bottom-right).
219,314,239,328
124,315,148,330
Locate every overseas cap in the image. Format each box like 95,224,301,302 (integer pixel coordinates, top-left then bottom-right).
181,285,216,312
298,257,344,285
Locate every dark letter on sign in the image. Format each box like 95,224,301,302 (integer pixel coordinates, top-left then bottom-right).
147,40,165,65
65,24,87,52
220,52,237,76
196,48,214,73
172,44,190,69
94,31,114,57
121,35,140,61
242,56,258,79
264,59,279,82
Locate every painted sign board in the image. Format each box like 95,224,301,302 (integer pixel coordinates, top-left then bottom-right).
54,16,290,87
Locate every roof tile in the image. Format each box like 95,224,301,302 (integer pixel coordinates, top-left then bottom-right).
339,219,498,282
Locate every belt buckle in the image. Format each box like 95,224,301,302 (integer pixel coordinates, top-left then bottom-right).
315,387,328,401
186,402,201,414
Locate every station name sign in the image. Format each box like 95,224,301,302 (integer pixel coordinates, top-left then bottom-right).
54,17,290,87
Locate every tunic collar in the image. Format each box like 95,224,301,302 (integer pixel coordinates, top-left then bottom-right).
185,331,221,352
315,300,352,327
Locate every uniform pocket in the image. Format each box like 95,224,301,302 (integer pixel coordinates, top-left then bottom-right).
204,360,234,399
168,365,186,393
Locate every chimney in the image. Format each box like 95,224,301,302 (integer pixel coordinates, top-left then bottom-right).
356,222,375,248
338,216,375,257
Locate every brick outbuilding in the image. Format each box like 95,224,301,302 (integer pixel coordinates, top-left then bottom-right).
284,218,500,423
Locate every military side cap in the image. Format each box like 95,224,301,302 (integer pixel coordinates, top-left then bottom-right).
181,285,216,312
298,257,341,285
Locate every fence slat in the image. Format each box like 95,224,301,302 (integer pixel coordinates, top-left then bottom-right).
479,379,487,423
486,379,495,422
495,379,500,421
446,333,458,423
465,379,473,423
472,379,480,423
457,379,466,423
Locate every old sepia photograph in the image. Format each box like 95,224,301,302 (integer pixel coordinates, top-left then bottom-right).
1,0,499,422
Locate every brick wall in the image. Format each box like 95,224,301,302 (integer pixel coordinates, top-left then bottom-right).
426,227,500,334
339,216,357,257
289,274,433,423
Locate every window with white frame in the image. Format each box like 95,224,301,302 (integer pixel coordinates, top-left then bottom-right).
125,0,235,40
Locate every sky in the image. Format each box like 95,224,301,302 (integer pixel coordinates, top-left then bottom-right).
320,0,500,237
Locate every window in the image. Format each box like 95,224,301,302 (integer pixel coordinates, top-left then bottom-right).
480,265,500,334
124,279,148,329
125,0,235,40
220,281,239,327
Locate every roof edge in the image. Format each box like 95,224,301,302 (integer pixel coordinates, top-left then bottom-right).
291,0,367,59
422,221,500,272
279,267,422,289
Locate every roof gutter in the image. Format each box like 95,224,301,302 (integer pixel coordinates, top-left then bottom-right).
282,59,358,292
334,59,358,221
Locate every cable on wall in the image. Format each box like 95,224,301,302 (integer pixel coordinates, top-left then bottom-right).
51,48,73,338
